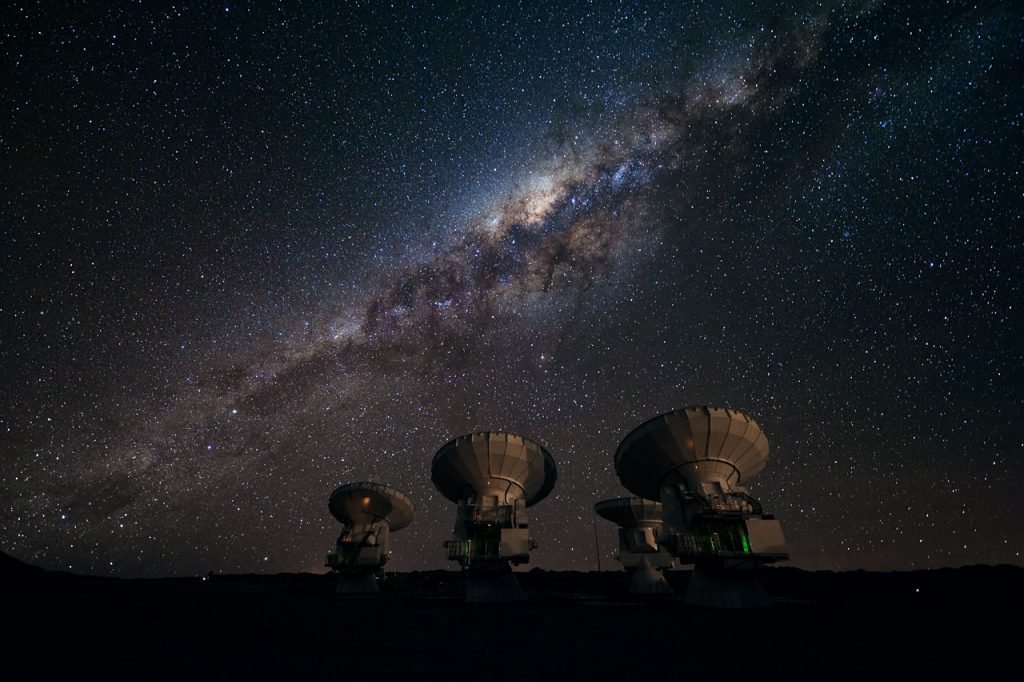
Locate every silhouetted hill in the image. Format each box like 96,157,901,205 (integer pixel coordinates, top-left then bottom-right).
0,550,47,579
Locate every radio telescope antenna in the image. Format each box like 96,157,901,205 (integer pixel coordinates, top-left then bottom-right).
614,406,788,607
431,431,557,602
325,482,414,594
594,497,675,594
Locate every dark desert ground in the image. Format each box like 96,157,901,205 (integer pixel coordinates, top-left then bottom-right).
3,551,1017,680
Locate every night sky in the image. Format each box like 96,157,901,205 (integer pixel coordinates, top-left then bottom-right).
2,1,1021,577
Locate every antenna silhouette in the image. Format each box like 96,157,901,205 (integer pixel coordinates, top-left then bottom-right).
325,482,414,594
431,431,557,602
614,406,788,607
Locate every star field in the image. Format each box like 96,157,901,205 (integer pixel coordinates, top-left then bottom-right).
2,1,1021,577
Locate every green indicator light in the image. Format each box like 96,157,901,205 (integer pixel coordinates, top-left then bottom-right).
741,532,751,553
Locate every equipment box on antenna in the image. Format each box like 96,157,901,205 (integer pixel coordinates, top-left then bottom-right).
499,528,532,563
744,517,787,557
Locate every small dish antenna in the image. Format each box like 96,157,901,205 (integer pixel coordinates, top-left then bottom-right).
325,482,414,594
595,497,675,594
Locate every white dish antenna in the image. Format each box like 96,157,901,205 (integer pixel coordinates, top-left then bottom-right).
431,432,557,602
325,482,414,594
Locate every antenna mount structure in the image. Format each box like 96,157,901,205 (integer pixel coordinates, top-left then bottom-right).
432,432,557,602
325,482,414,594
615,406,788,607
594,497,676,595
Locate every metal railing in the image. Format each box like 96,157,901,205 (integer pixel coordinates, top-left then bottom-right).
444,539,502,563
662,530,748,558
459,504,513,527
445,540,471,561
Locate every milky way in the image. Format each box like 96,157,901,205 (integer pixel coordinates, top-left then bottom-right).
2,1,1021,576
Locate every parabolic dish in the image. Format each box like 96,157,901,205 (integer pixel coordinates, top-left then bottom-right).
431,431,557,506
328,481,415,531
594,497,664,526
615,406,769,501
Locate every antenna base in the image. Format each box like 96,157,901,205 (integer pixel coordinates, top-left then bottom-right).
685,561,772,608
464,561,526,603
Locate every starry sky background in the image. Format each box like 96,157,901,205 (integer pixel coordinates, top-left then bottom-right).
2,1,1021,577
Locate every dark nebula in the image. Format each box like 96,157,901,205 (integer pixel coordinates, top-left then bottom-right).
2,1,1021,576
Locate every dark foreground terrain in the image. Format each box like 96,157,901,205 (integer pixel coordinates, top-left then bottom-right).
2,552,1018,680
